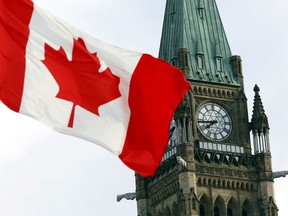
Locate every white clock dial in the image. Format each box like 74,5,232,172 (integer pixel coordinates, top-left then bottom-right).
197,103,232,141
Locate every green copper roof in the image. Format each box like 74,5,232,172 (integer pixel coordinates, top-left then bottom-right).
159,0,239,85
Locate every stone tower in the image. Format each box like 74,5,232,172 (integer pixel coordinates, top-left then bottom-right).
135,0,278,215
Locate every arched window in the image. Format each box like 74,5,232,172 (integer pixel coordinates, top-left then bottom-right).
214,196,225,216
197,55,204,69
199,8,205,19
242,209,248,216
214,206,220,216
227,207,233,216
216,57,223,71
227,197,238,216
200,204,205,216
165,207,171,216
172,202,178,215
242,199,253,215
199,193,212,215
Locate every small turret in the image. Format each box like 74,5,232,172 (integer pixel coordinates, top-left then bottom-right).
250,85,270,153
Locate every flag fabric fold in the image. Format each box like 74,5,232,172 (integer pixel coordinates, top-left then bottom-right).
0,0,190,176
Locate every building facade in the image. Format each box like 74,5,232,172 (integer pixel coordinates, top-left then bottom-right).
135,0,278,215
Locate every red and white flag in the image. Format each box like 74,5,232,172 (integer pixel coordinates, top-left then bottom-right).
0,0,190,176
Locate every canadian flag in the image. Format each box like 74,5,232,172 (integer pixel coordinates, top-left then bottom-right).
0,0,190,176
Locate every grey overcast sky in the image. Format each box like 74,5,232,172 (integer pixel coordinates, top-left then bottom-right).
0,0,287,215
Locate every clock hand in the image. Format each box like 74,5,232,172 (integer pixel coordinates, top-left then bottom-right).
197,120,217,123
205,120,218,128
197,120,218,128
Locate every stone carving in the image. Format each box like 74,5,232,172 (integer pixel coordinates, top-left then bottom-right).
150,181,179,205
190,187,200,210
197,176,256,192
196,164,256,180
178,189,187,215
272,170,288,179
193,86,236,99
176,156,187,169
116,192,136,202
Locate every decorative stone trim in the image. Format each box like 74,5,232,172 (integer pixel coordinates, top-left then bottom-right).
194,148,256,167
197,176,257,191
192,85,236,99
147,171,179,196
150,181,179,205
195,164,257,180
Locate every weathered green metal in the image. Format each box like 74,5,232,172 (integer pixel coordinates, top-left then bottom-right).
159,0,239,85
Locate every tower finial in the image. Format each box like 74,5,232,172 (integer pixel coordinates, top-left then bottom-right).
251,84,270,153
253,84,260,93
251,84,268,130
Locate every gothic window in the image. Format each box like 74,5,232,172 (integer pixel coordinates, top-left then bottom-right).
227,207,233,216
214,206,220,216
227,197,238,215
242,198,253,215
178,49,190,69
242,209,248,216
214,196,226,215
197,55,204,69
200,194,211,215
216,57,223,71
199,8,205,19
172,203,178,215
165,207,172,216
200,204,205,216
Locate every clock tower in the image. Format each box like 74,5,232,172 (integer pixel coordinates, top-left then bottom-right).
135,0,279,216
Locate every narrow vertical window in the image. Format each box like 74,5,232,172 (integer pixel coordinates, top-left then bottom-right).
177,48,190,69
184,52,189,68
216,58,223,72
214,207,220,216
200,204,205,216
199,9,205,19
227,208,233,216
197,55,204,69
242,209,248,216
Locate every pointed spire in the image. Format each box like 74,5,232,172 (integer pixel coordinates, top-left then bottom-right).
250,85,270,154
158,0,239,85
251,85,269,132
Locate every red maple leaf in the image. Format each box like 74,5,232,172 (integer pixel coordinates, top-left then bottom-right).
42,38,121,128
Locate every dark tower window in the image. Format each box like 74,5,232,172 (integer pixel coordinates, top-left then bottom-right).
242,209,248,216
227,207,233,216
199,8,205,19
200,204,205,216
214,206,220,216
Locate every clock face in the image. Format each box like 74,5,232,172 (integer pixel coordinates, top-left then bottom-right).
196,102,232,141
